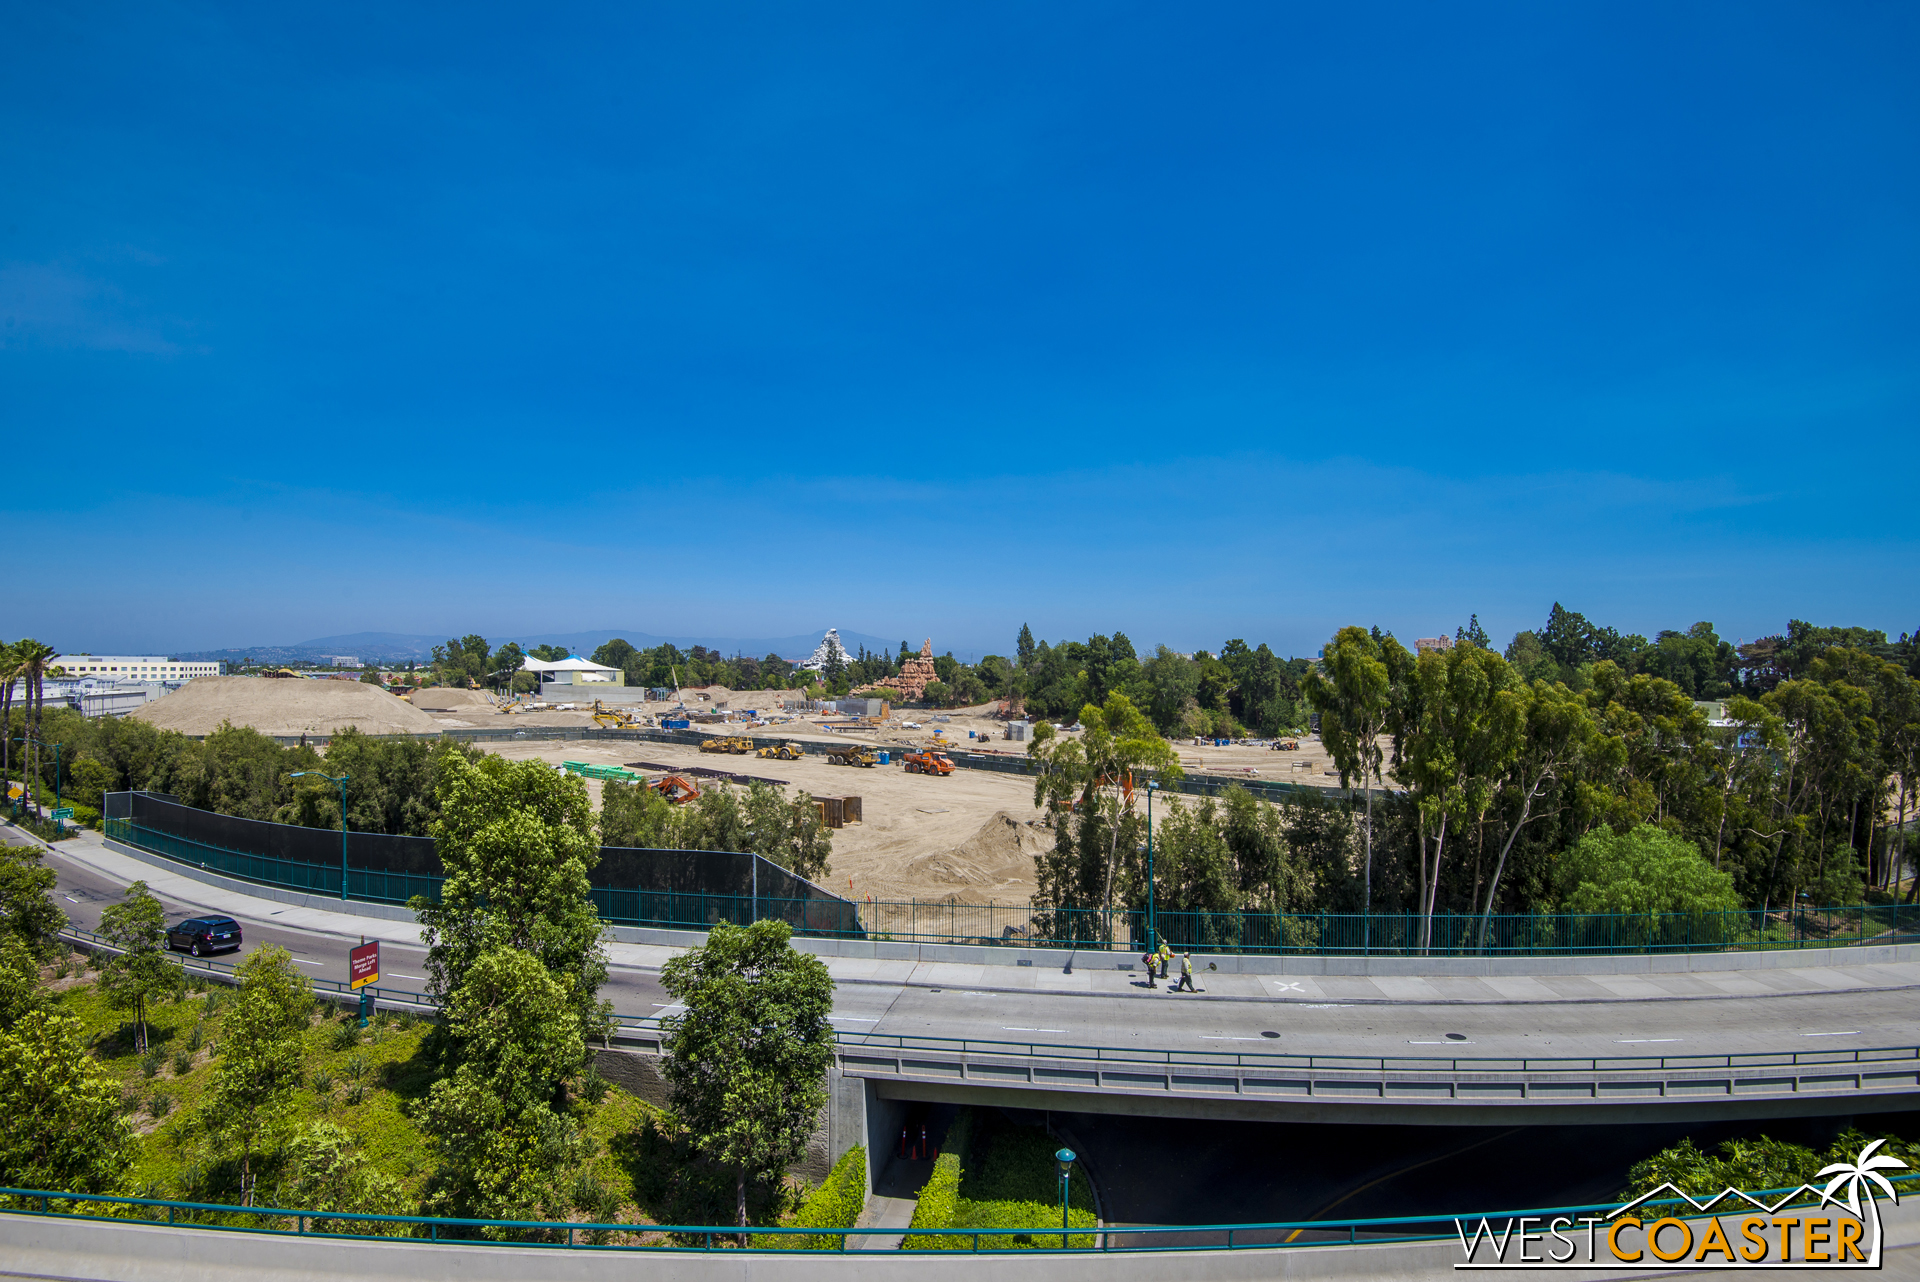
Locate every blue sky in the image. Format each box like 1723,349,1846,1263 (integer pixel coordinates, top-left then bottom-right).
5,3,1916,660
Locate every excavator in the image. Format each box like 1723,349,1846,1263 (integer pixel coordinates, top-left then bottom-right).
647,775,701,805
827,747,879,768
700,736,755,754
900,749,954,776
756,741,804,760
591,699,642,730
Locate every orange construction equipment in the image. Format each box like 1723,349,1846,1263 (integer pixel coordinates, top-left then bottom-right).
647,775,701,805
901,749,954,776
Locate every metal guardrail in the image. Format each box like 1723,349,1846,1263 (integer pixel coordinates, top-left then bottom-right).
7,1177,1914,1253
65,926,1919,1097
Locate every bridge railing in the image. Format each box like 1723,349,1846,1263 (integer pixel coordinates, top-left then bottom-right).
6,1177,1913,1252
65,925,1918,1080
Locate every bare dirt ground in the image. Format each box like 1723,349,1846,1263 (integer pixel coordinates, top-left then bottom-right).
131,676,442,737
486,735,1054,905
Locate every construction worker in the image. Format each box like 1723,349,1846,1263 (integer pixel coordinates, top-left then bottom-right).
1141,948,1158,988
1175,950,1196,992
1158,941,1173,982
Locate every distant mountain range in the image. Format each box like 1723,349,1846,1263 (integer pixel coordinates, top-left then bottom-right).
171,628,912,665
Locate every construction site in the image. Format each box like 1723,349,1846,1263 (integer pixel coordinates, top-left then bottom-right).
117,644,1345,908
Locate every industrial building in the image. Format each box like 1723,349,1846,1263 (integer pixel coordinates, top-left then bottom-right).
55,655,224,680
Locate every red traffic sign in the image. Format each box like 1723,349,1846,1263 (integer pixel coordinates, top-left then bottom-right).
349,940,380,990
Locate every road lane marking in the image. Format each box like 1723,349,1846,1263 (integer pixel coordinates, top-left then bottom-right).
1300,1003,1354,1008
1613,1038,1682,1044
1408,1040,1474,1045
1002,1027,1066,1034
831,1016,878,1022
1801,1031,1858,1037
1202,1036,1268,1042
294,959,325,967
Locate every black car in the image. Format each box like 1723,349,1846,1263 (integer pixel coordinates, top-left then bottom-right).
166,916,242,956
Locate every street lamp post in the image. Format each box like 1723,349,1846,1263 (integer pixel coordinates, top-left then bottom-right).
1054,1147,1076,1249
1145,780,1158,951
290,771,352,900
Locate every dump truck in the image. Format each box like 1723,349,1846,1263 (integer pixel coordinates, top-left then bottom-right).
700,736,755,754
756,741,804,760
900,749,954,776
827,747,879,768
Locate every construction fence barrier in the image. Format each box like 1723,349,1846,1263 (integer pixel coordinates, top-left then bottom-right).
100,794,1919,956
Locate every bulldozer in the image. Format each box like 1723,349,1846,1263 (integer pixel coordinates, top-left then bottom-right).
700,736,755,755
591,699,642,730
756,741,804,761
901,749,955,776
827,747,879,768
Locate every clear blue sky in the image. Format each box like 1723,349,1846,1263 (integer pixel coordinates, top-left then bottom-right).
6,3,1916,659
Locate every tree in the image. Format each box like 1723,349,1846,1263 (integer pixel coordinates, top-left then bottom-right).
1016,624,1035,670
0,1007,132,1199
0,933,47,1027
97,881,172,1053
420,947,589,1227
413,754,608,1040
13,640,58,819
203,945,312,1205
1394,643,1525,953
1029,692,1182,940
277,1121,411,1234
1475,682,1614,947
1556,824,1741,916
0,843,62,949
1301,627,1397,946
660,920,834,1232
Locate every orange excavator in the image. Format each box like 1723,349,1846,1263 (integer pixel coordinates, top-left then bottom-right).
647,775,701,805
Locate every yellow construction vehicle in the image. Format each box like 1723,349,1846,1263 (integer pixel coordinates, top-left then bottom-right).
827,747,879,768
591,699,641,730
756,741,804,760
700,736,755,754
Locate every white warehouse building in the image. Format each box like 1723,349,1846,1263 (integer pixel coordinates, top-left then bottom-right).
56,656,223,680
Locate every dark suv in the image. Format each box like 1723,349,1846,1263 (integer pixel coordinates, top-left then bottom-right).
166,916,242,957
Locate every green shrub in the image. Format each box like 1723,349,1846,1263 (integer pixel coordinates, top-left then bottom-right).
148,1091,173,1119
902,1111,974,1249
171,1050,193,1076
773,1146,867,1250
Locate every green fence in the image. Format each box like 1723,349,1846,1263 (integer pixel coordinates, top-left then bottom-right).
105,817,1919,956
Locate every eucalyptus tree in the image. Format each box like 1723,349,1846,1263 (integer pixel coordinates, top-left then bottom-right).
1301,627,1398,946
11,641,58,818
1028,691,1181,939
1393,643,1524,954
1475,680,1615,949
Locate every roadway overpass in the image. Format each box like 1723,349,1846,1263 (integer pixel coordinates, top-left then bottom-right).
18,823,1920,1140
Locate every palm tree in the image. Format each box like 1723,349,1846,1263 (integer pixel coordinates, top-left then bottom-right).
1817,1136,1908,1218
0,641,18,810
12,640,58,820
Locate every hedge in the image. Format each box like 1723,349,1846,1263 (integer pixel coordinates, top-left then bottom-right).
900,1109,975,1250
772,1146,867,1250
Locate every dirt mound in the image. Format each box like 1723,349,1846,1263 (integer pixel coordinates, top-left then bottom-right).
904,810,1051,890
410,687,494,711
131,676,441,737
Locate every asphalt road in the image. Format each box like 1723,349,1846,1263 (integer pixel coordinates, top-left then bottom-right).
24,831,1920,1061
